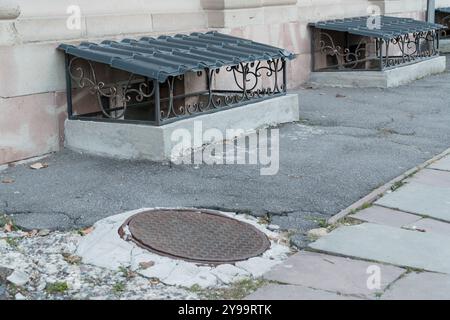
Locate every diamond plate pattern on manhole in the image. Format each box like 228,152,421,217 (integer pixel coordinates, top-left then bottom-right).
120,209,271,264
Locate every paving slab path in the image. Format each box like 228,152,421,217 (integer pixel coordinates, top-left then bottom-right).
381,272,450,300
248,153,450,300
246,284,360,300
376,169,450,221
310,223,450,274
261,251,404,299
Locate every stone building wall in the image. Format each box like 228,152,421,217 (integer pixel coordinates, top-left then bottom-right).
437,0,450,7
0,0,431,164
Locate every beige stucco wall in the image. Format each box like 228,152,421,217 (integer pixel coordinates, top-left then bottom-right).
437,0,450,7
0,0,431,165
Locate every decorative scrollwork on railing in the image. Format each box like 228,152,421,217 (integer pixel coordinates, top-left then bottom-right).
319,32,369,69
69,56,286,123
124,78,156,103
315,28,440,71
159,58,286,121
384,30,439,68
442,14,450,25
68,57,155,119
437,14,450,38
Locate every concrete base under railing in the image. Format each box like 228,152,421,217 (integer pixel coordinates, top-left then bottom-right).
64,94,300,161
440,39,450,53
308,56,446,88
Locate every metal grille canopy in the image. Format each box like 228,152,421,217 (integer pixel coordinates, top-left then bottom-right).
310,15,442,72
436,7,450,14
59,31,295,83
312,16,444,40
60,31,293,126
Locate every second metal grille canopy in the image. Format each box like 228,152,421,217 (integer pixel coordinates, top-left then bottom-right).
312,16,444,40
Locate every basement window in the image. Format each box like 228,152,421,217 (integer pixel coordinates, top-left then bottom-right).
59,32,295,126
309,16,444,71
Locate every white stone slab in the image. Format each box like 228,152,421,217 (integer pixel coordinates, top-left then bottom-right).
246,284,359,300
429,155,450,172
404,218,450,237
376,183,450,222
235,257,280,278
6,270,30,286
406,169,450,188
439,39,450,54
352,206,421,228
382,272,450,300
264,251,405,299
309,223,450,274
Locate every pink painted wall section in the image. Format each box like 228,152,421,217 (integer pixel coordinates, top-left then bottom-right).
0,93,67,164
228,23,311,87
0,43,66,98
228,20,310,88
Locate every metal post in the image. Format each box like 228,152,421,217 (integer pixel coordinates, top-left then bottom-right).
242,64,248,99
427,0,436,23
415,35,420,58
282,58,287,93
401,37,406,63
437,29,440,51
385,40,390,70
65,55,73,118
154,79,161,126
206,68,211,92
310,26,316,72
379,39,385,71
344,32,350,51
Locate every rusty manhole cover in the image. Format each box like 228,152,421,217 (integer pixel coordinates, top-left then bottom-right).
120,209,271,264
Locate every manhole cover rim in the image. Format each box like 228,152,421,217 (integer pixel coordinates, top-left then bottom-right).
119,208,271,264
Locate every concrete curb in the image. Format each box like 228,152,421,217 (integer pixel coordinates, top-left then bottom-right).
328,147,450,224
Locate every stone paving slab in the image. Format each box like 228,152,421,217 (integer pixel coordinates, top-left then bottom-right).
245,284,359,300
406,168,450,188
375,183,450,222
309,223,450,274
404,218,450,237
382,272,450,300
263,251,404,299
352,206,421,228
429,155,450,172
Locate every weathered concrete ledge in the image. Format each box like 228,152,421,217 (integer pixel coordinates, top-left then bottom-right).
308,56,447,88
440,39,450,53
65,94,300,161
0,0,20,20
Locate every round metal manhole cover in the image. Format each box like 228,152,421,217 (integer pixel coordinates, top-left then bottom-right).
120,209,271,264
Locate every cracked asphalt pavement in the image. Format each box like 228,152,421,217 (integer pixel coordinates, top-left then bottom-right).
1,57,450,241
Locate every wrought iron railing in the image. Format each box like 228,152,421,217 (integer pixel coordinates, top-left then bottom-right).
311,29,441,72
310,16,443,72
65,56,287,126
436,9,450,39
60,32,295,126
